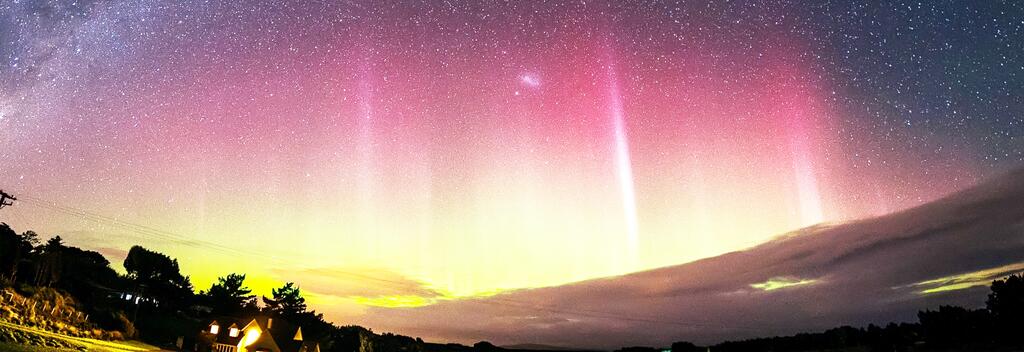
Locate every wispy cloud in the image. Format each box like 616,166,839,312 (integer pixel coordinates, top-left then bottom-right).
910,262,1024,294
272,267,448,308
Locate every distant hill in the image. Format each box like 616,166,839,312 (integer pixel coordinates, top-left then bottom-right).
358,167,1024,349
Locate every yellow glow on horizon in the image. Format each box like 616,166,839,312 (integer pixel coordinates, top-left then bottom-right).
919,283,980,294
911,262,1024,294
19,142,850,315
351,295,440,308
750,277,818,291
94,189,826,307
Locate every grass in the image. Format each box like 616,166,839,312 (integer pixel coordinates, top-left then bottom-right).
0,320,165,352
0,341,78,352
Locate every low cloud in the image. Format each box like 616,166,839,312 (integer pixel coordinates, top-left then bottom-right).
272,267,446,308
352,168,1024,349
93,247,129,265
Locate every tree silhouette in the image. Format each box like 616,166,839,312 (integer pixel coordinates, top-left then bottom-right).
10,230,40,282
263,282,307,318
123,245,194,310
260,281,333,338
918,305,991,348
34,236,64,287
670,341,701,352
987,273,1024,345
59,245,122,305
263,282,336,339
204,273,258,316
0,223,20,280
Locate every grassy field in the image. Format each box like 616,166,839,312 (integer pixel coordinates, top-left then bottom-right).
0,341,76,352
0,320,166,352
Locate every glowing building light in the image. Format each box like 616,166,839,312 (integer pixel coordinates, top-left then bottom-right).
241,327,260,348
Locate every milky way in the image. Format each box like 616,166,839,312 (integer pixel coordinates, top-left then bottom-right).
0,0,1022,331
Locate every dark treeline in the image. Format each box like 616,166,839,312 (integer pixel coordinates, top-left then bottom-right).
0,225,129,331
1,222,368,351
658,274,1024,352
5,221,1024,352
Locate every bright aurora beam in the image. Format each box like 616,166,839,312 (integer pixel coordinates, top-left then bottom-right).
788,105,825,226
605,56,640,270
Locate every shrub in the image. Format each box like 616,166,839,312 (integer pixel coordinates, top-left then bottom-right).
107,330,125,341
116,312,136,338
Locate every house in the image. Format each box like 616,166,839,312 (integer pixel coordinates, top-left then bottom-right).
198,316,320,352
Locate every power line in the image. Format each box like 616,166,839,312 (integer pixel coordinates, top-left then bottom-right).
19,196,271,259
21,198,236,254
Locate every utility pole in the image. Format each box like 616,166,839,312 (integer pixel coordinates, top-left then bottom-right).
0,190,15,209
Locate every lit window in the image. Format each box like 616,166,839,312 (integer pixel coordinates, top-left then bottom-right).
210,325,219,334
229,328,239,337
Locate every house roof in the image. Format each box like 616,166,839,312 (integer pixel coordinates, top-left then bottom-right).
205,317,247,346
204,315,320,352
250,316,312,352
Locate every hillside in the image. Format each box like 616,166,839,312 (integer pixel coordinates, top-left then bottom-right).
0,286,160,352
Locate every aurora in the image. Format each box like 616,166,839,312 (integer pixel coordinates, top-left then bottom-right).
1,0,1022,349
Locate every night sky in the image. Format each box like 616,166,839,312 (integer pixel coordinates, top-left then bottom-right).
1,0,1022,337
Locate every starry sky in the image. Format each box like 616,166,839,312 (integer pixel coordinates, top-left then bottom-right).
0,0,1022,336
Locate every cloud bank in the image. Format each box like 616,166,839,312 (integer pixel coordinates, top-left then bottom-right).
346,168,1024,349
